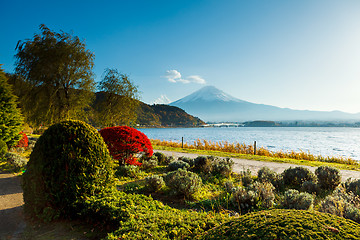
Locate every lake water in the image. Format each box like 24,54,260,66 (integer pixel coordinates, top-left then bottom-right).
139,127,360,160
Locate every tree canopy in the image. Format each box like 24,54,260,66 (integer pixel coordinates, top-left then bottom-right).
0,66,23,146
14,24,95,126
95,68,139,127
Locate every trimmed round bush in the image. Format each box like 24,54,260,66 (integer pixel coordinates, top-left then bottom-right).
257,167,279,186
315,166,341,191
197,209,360,240
281,189,314,210
168,160,190,171
164,168,202,199
301,181,319,194
145,175,165,192
282,167,316,189
22,120,115,221
0,139,8,158
141,156,158,170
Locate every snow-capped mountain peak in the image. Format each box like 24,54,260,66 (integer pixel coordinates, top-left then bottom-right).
172,86,243,104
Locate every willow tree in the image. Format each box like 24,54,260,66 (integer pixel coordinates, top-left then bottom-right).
95,68,139,127
14,24,95,126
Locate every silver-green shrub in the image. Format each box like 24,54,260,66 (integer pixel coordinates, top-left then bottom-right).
212,158,234,177
315,166,341,191
168,160,190,171
141,156,158,170
164,168,202,199
5,152,27,170
282,167,316,190
145,175,165,192
252,181,275,209
231,187,259,214
281,189,314,210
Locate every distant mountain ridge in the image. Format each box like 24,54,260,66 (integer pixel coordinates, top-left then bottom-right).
94,92,205,127
170,86,360,122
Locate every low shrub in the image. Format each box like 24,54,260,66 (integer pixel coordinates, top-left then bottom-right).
79,190,229,240
282,167,316,190
345,179,360,196
178,156,195,167
257,167,279,187
224,181,236,193
0,139,8,158
212,158,234,177
281,189,314,210
239,169,253,187
153,152,167,165
194,156,213,174
141,156,158,170
252,181,275,209
319,186,360,223
145,175,165,192
196,209,360,240
5,152,27,171
167,160,190,171
164,168,202,199
231,187,259,214
116,165,141,178
315,166,341,191
301,181,319,194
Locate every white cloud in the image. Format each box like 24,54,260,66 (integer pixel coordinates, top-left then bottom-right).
165,70,182,83
187,75,206,84
164,70,206,84
152,94,171,104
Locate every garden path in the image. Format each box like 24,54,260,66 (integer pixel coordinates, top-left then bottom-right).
157,150,360,181
0,173,26,239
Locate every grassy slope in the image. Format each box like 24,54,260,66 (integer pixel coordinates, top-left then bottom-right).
153,145,360,171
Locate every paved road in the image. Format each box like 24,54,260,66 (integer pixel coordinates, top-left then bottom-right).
157,150,360,181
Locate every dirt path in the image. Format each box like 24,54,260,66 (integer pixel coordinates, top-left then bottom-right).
0,173,26,240
157,150,360,181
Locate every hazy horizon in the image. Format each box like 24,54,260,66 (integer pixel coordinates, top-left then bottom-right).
2,0,360,113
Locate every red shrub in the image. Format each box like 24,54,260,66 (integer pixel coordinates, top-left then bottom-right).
99,126,153,166
16,131,28,148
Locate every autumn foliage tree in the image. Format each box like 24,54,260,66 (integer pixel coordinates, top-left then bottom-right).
99,126,153,166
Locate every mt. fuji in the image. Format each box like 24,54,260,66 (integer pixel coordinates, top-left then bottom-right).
170,86,360,122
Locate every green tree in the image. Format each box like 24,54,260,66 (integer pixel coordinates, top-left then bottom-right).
96,68,139,127
14,24,95,127
0,66,23,147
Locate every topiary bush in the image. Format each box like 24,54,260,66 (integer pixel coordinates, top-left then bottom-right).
22,120,115,221
197,209,360,240
164,168,202,199
145,175,165,192
282,167,316,190
315,166,341,191
168,160,190,171
281,189,314,210
99,126,153,166
301,180,319,194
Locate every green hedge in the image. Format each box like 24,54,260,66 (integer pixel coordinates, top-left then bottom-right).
79,190,230,240
197,209,360,240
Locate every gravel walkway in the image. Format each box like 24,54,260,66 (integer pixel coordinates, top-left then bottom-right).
157,150,360,181
0,173,26,240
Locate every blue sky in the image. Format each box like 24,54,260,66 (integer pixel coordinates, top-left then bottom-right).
1,0,360,113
